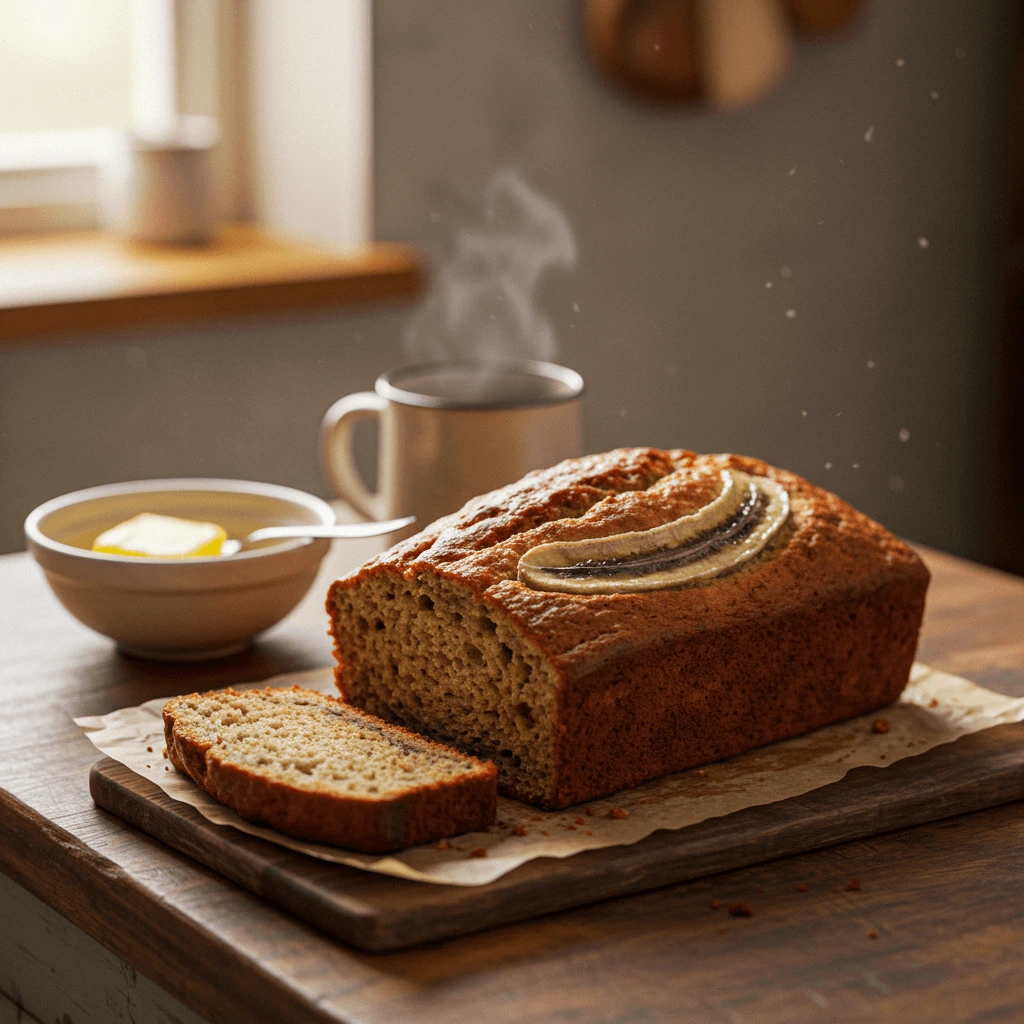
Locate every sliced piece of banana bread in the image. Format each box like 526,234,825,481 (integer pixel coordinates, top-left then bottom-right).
163,686,497,852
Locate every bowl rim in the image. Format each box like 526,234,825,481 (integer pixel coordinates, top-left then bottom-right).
24,477,335,564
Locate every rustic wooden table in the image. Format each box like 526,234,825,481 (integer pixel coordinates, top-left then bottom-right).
1,542,1023,1024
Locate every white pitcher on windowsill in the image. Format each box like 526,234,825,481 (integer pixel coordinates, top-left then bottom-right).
105,114,218,245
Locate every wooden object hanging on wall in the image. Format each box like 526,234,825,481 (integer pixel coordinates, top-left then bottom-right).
581,0,866,110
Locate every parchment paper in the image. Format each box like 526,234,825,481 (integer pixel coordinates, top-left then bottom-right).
75,663,1024,886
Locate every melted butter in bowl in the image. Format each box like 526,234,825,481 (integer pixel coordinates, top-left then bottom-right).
92,513,228,557
517,469,789,594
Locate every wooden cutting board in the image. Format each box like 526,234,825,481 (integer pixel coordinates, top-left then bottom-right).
90,721,1024,953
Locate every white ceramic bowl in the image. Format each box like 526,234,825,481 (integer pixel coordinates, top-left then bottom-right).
25,479,335,661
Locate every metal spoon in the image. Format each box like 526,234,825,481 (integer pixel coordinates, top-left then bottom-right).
219,516,416,556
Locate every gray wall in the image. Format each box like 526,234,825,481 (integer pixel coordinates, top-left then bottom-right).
0,0,1015,562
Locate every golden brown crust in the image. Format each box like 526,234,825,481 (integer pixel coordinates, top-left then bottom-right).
163,686,498,852
328,448,930,808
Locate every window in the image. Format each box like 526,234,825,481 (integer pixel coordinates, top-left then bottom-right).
0,0,133,135
0,0,220,235
0,0,371,249
0,0,408,343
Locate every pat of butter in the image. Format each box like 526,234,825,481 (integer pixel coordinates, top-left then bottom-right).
92,513,227,557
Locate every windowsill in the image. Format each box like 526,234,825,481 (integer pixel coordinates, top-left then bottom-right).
0,223,424,344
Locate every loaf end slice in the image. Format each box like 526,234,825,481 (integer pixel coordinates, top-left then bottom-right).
163,686,497,852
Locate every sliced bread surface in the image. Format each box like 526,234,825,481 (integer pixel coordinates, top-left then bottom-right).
163,686,497,852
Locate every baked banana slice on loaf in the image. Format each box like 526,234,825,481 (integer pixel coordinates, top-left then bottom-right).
327,448,930,810
163,686,497,851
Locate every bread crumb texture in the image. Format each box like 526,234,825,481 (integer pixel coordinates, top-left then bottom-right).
163,686,497,852
328,448,930,809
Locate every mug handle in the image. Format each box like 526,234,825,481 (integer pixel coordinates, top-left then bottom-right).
319,392,387,520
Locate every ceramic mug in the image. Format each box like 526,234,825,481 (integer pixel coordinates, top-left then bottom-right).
320,360,584,527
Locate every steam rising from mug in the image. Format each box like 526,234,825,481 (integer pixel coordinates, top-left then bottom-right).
404,170,577,364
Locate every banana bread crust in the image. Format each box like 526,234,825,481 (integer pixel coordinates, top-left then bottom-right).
328,448,930,808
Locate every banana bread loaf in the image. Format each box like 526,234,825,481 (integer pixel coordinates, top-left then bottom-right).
326,448,929,809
